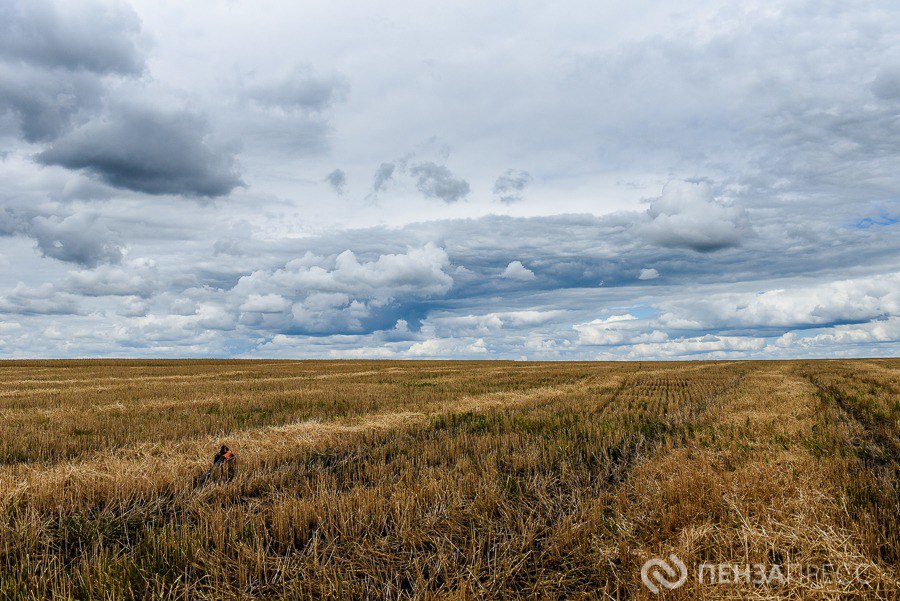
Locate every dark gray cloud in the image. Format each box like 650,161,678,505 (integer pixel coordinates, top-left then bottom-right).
409,162,470,203
324,168,346,194
0,64,103,142
29,213,123,266
371,162,395,193
37,106,243,197
493,169,531,204
0,0,145,143
0,205,123,267
0,0,144,74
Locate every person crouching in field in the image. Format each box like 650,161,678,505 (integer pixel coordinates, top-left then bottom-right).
195,444,236,487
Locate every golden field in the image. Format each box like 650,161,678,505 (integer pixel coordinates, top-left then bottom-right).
0,359,897,599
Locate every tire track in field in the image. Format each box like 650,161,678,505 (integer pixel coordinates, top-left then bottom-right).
603,365,899,599
803,374,900,465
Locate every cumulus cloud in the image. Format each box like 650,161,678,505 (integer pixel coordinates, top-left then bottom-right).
117,296,149,318
0,205,124,266
409,162,470,203
637,180,752,252
627,334,766,359
66,259,158,297
627,334,767,358
115,306,238,345
324,168,346,195
638,268,659,280
776,317,900,349
659,273,900,331
37,106,243,197
427,309,564,337
574,314,645,346
406,337,487,357
0,283,80,315
231,243,454,334
493,169,531,204
239,294,291,313
500,260,535,281
29,213,123,266
325,345,400,359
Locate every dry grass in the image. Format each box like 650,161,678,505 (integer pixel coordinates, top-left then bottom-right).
0,359,896,599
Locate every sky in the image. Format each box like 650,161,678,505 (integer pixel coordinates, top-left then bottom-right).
0,0,898,360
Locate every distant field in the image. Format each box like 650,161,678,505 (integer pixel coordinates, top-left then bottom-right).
0,359,897,599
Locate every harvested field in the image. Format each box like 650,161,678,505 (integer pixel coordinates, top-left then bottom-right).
0,359,897,599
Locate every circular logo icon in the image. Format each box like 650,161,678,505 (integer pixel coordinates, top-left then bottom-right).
641,554,688,594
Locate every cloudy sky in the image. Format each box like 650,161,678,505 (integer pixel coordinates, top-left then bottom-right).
0,0,898,360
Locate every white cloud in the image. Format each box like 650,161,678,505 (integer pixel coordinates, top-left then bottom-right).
636,181,752,252
117,296,149,317
406,337,487,358
638,268,659,280
0,282,80,315
66,259,158,297
659,273,900,330
627,334,766,358
239,293,291,313
573,313,641,346
229,243,453,333
776,317,900,349
327,346,399,359
500,260,535,281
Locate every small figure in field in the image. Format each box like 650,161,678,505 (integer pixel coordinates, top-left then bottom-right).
195,444,236,487
214,444,235,468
